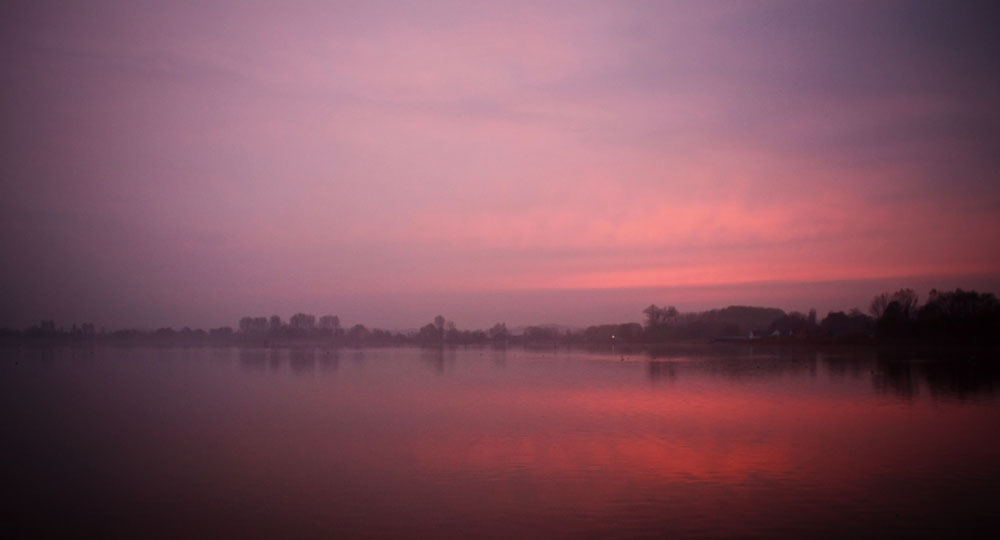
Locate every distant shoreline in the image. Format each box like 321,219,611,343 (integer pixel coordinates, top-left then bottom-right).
4,287,996,352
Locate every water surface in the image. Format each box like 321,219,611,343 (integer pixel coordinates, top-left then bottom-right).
3,345,999,539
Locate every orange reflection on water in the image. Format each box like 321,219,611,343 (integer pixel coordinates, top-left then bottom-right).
398,375,999,497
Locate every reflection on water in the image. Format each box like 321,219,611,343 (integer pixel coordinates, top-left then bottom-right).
643,349,1000,401
241,347,342,374
3,345,999,539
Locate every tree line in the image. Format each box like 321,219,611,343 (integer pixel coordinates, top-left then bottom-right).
3,288,996,347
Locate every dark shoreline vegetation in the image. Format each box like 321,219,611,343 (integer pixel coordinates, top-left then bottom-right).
3,288,998,350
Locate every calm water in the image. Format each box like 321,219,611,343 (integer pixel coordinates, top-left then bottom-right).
3,345,1000,539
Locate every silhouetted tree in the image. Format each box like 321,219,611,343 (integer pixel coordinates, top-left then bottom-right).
892,289,919,318
238,317,253,333
268,315,283,334
877,301,915,338
643,304,680,339
698,305,786,338
488,323,509,341
416,323,441,344
616,322,644,341
433,315,446,342
239,316,267,336
916,288,1000,344
870,292,890,319
820,309,873,339
445,321,462,342
347,324,370,343
210,326,234,339
871,289,920,339
319,315,340,331
643,304,678,329
319,315,341,339
289,313,316,336
770,311,814,338
522,326,560,342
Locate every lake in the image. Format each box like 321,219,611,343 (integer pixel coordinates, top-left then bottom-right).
3,345,999,539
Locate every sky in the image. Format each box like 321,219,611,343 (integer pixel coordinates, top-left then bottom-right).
2,0,999,330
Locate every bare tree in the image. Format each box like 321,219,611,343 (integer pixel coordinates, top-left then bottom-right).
268,315,283,333
871,289,919,320
870,292,891,319
319,315,340,331
433,315,446,342
891,289,919,318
